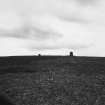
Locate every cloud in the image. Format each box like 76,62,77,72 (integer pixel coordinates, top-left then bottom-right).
75,0,99,6
0,22,62,41
27,42,90,50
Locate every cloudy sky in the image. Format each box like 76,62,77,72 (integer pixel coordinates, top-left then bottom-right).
0,0,105,56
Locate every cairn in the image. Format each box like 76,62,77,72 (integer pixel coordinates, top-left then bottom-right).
70,51,73,56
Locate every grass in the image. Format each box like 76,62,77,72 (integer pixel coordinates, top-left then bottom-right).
0,56,105,105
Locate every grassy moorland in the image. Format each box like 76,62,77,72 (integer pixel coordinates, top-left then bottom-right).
0,56,105,105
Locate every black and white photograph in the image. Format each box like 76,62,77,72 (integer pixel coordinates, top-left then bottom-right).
0,0,105,105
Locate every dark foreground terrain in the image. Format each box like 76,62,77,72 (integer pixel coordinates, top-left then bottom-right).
0,56,105,105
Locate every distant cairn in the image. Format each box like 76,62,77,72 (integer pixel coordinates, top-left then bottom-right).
38,54,41,56
70,51,73,56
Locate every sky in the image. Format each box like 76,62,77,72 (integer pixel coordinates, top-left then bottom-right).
0,0,105,56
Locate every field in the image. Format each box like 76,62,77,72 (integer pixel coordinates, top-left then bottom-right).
0,56,105,105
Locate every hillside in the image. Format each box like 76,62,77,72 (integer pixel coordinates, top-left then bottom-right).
0,56,105,105
0,56,105,75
